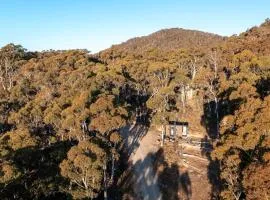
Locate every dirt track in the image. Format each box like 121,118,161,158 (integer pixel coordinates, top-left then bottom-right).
121,124,162,200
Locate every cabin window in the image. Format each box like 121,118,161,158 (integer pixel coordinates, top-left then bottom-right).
170,126,176,137
182,126,187,136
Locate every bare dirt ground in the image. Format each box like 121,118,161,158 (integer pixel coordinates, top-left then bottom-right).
121,122,213,200
121,123,162,200
157,141,212,200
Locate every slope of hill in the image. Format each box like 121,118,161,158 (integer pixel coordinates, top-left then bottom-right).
120,28,224,51
224,19,270,55
99,28,225,58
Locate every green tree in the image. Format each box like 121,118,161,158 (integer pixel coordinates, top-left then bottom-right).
60,140,106,199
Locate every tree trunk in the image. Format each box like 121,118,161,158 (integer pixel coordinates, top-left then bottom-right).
181,86,187,113
0,77,6,90
103,163,107,200
161,125,165,147
192,67,196,80
7,73,13,91
111,153,115,181
214,97,219,139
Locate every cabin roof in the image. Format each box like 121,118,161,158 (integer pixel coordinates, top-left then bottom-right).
168,121,188,126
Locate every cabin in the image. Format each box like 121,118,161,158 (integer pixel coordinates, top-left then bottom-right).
166,121,189,140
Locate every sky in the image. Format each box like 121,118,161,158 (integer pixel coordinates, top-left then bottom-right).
0,0,269,53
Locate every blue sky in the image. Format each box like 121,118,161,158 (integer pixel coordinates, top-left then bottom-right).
0,0,269,53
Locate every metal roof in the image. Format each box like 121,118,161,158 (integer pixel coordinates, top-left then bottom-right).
168,121,188,126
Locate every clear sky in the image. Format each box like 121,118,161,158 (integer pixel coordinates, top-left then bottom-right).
0,0,269,53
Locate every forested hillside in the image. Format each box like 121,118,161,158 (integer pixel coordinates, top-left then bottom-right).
0,19,270,200
100,28,224,54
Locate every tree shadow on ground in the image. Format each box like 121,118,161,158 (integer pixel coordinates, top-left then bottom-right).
200,135,221,200
154,149,192,200
118,148,192,200
110,123,149,199
121,124,149,159
201,101,222,199
201,101,219,140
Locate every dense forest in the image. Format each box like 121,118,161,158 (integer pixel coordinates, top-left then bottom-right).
1,19,270,200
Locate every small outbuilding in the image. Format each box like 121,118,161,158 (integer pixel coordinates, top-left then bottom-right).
166,121,189,139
